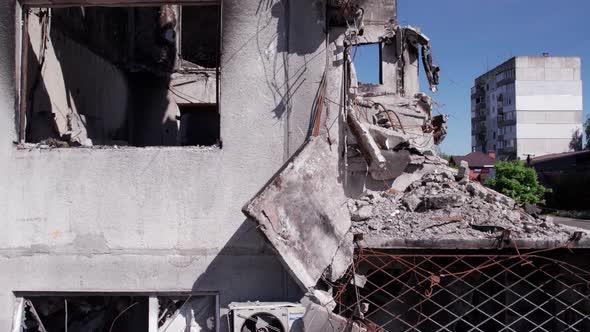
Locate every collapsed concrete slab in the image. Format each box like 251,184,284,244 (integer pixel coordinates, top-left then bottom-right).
243,137,353,290
302,302,367,332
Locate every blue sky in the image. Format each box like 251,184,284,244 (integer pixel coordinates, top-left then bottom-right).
353,0,589,156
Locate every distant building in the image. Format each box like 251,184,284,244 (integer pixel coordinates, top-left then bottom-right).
451,151,497,182
470,55,583,160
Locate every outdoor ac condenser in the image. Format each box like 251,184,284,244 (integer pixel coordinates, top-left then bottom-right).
229,302,306,332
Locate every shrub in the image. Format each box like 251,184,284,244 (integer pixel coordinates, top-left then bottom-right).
485,160,550,205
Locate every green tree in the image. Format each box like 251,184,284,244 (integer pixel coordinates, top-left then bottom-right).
569,128,583,151
585,116,590,150
439,153,458,169
486,160,550,205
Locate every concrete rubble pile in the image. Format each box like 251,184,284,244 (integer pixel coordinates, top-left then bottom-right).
243,90,589,330
346,90,448,183
349,167,581,241
243,132,589,330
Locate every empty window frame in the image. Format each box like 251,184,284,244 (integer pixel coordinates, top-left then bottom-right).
17,2,221,148
350,43,382,85
178,104,220,146
13,292,219,332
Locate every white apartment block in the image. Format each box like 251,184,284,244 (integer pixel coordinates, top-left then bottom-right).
471,55,583,160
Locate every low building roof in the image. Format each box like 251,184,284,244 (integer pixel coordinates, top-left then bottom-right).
531,150,590,164
451,152,497,168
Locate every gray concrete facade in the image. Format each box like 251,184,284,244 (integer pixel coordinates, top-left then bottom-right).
471,56,582,160
0,0,339,329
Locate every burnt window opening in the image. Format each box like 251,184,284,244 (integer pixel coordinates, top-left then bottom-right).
351,43,382,85
178,5,220,69
18,293,219,332
178,104,220,146
19,4,221,148
22,295,149,332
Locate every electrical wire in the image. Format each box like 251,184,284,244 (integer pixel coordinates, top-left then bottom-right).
108,302,139,332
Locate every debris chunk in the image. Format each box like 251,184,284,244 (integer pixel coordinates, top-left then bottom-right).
351,205,374,221
243,137,352,290
457,160,469,181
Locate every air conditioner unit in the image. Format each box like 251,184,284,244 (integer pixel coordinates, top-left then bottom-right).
229,302,306,332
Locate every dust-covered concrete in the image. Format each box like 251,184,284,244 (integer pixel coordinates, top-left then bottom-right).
348,162,588,242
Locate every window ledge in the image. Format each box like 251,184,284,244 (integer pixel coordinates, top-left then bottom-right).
15,143,222,152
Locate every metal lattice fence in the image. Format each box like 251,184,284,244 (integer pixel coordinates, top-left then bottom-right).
334,248,590,332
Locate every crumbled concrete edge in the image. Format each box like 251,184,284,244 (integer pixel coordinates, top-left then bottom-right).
324,232,354,283
301,301,368,332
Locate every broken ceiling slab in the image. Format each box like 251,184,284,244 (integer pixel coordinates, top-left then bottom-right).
302,302,367,332
169,72,217,105
243,137,352,290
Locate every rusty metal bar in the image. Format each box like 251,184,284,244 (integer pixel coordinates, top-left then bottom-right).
335,251,590,331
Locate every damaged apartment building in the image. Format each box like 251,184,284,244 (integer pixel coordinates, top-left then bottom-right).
1,0,590,331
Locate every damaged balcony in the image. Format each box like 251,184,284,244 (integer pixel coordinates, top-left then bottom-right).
18,4,221,148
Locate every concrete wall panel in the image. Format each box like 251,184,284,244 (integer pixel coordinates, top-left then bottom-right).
517,110,582,124
544,67,575,81
0,0,331,328
517,138,572,160
515,80,582,96
516,123,581,139
515,95,583,111
516,67,545,81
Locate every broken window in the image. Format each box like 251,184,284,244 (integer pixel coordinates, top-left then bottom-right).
178,104,220,146
351,44,381,85
158,295,217,331
18,4,221,148
16,293,219,332
178,5,220,69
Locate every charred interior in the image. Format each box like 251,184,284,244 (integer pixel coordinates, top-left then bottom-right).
23,5,220,147
20,293,217,331
22,295,149,332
